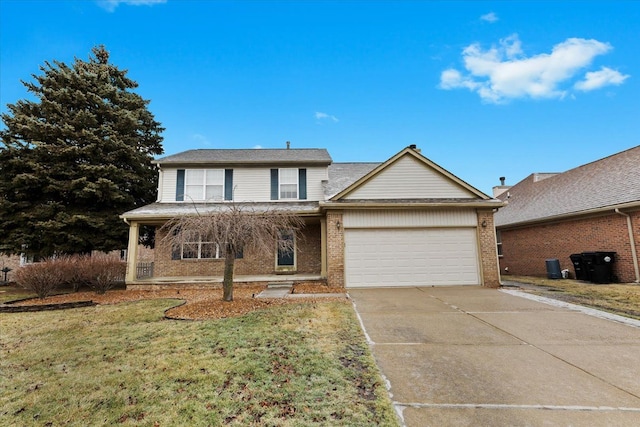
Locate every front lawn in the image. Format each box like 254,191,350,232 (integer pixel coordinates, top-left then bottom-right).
0,299,398,426
505,275,640,320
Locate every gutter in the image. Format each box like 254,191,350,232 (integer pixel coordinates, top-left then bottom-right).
615,208,640,283
320,200,505,210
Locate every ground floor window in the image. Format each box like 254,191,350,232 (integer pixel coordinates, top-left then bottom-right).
182,233,220,259
496,230,503,257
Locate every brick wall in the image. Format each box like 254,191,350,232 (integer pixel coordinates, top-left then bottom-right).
477,209,501,288
153,223,322,278
498,210,640,283
326,211,344,287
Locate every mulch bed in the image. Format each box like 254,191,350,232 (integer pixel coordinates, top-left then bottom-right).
4,284,348,320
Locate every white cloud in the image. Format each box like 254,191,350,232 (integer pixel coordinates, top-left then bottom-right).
439,34,627,103
97,0,167,12
253,145,263,149
574,66,630,91
480,12,499,23
315,111,339,122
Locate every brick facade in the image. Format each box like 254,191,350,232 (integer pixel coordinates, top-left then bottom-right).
498,210,640,283
477,209,501,288
325,211,344,287
153,223,322,278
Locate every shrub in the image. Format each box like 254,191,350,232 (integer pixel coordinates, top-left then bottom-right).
14,258,66,299
89,254,126,294
56,254,94,291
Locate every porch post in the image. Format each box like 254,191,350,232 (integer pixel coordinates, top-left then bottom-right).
320,217,327,277
125,221,139,284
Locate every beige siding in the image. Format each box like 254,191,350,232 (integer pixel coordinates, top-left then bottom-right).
159,166,327,202
159,168,178,202
343,209,477,228
344,155,475,200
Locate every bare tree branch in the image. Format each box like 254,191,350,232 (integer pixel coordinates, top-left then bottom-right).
160,203,304,301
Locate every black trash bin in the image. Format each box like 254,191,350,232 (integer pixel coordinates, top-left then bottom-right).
591,252,616,284
545,259,562,279
569,254,588,281
581,252,597,282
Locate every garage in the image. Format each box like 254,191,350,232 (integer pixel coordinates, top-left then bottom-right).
342,210,481,288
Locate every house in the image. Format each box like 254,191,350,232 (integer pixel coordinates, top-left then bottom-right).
121,145,504,289
494,145,640,283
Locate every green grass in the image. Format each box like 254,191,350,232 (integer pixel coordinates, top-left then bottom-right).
0,299,398,426
507,275,640,320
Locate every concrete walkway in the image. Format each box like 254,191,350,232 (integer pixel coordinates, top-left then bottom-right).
348,286,640,427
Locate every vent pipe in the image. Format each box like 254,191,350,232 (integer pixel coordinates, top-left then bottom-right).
286,141,290,149
499,176,506,186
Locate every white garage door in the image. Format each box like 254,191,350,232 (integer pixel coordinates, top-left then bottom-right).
344,228,480,287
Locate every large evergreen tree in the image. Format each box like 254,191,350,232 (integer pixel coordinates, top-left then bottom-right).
0,46,164,257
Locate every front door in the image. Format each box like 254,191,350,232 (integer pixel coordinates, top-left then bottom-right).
276,230,295,271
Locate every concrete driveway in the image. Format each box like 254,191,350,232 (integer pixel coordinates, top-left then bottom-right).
349,286,640,427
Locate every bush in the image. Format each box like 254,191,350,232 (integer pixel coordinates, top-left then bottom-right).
56,254,94,291
14,254,126,298
88,254,126,294
14,258,66,299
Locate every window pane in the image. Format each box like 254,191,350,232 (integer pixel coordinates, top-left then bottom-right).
200,243,217,259
205,169,224,185
182,243,198,259
206,185,223,201
186,185,203,200
280,168,297,184
186,170,204,185
280,184,297,199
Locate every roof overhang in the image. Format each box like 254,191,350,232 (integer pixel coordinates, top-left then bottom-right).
121,202,323,222
320,199,505,210
496,201,640,230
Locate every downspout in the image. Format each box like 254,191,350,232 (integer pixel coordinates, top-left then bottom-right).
615,209,640,283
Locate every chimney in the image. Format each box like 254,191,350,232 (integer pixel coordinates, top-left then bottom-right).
493,176,511,198
286,141,290,149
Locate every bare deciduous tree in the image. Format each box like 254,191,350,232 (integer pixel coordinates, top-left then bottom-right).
160,203,304,301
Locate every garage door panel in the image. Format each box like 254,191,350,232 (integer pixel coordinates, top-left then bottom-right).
344,228,479,287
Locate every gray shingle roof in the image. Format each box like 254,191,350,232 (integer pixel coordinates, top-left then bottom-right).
325,162,381,198
495,145,640,227
122,201,321,219
154,149,332,165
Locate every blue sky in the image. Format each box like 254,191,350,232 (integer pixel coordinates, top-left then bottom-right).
1,1,638,194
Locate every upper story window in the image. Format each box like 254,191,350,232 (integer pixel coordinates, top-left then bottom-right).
176,169,233,202
186,169,224,201
271,168,307,201
279,168,298,199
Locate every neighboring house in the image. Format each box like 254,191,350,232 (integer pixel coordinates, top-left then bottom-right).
121,145,504,289
494,145,640,283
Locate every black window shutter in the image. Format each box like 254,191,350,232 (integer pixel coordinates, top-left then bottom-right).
224,169,233,200
270,169,279,200
176,169,185,201
298,168,307,200
171,245,181,260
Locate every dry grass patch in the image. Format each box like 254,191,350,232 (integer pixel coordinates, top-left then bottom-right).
506,275,640,320
1,298,398,426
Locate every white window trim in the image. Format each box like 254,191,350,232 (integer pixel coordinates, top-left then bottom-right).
182,234,221,260
185,169,224,202
496,230,503,257
279,168,299,200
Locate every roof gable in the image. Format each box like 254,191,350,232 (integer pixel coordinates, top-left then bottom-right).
495,145,640,227
331,147,490,201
